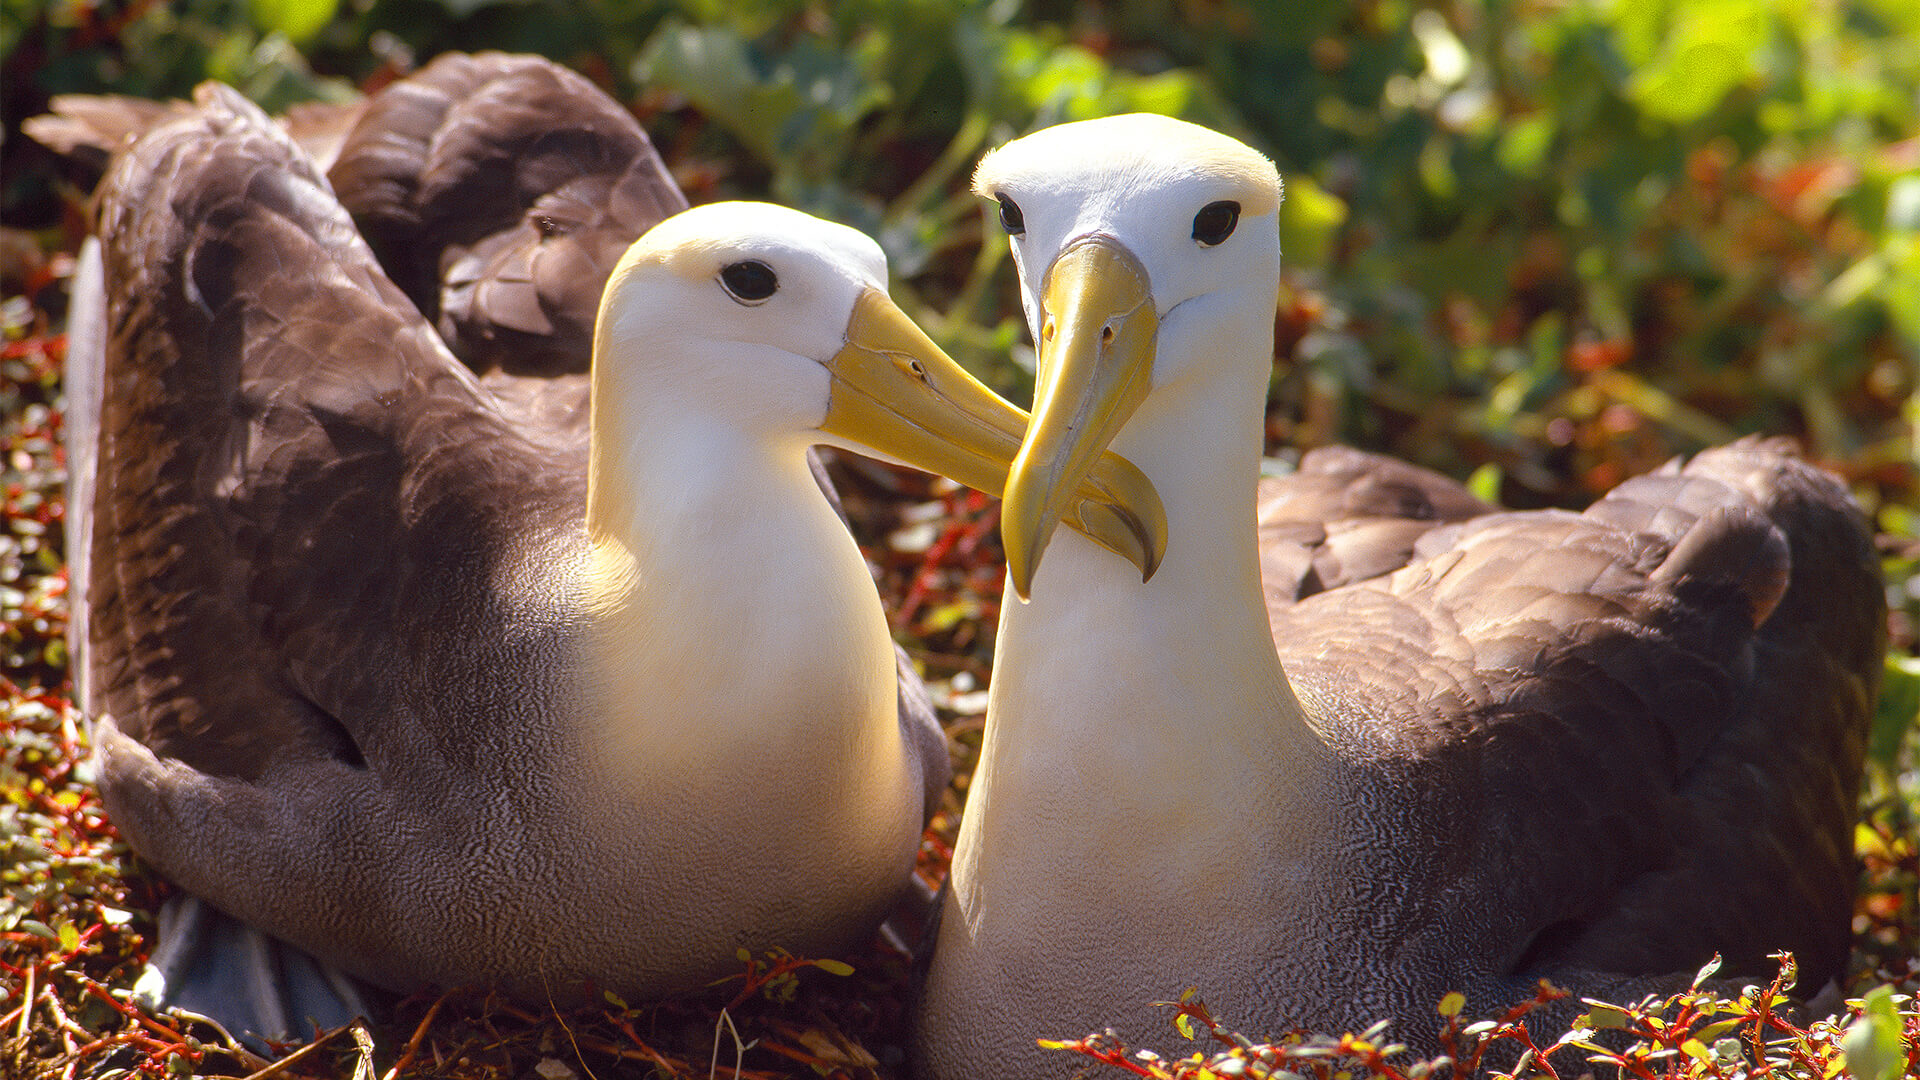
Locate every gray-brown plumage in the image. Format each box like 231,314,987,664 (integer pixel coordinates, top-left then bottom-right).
1257,445,1494,603
326,52,688,375
30,51,687,378
916,114,1881,1077
1266,439,1875,991
63,68,957,1032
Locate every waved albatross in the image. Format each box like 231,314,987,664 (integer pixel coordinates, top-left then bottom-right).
913,114,1882,1076
62,86,1161,1038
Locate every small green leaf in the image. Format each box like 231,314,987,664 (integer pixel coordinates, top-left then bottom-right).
1276,173,1347,270
1869,656,1920,768
1175,1011,1197,1040
811,958,854,977
1692,954,1722,987
1578,1003,1634,1031
18,918,55,940
247,0,338,44
1466,462,1503,505
1694,1018,1742,1042
1496,113,1555,177
1437,990,1466,1017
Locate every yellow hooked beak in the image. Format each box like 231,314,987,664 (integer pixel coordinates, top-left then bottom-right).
821,287,1164,577
1002,235,1169,600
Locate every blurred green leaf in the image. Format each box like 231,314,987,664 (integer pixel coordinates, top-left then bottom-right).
1277,172,1346,271
247,0,336,43
1871,656,1920,771
1466,463,1502,505
1888,176,1920,234
637,20,805,164
1841,985,1908,1080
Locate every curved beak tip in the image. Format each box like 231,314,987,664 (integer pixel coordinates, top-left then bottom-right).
998,232,1166,599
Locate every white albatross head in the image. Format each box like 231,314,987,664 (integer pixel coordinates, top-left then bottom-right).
587,200,1164,572
971,115,1283,596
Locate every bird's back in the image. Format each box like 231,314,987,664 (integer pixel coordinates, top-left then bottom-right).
77,82,588,778
1268,438,1879,994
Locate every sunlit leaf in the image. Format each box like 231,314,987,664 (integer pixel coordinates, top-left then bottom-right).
1691,953,1722,987
1277,173,1346,270
1578,1003,1634,1031
1466,464,1502,505
1887,175,1920,234
1694,1018,1741,1042
246,0,337,44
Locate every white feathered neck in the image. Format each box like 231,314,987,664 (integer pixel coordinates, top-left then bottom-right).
951,115,1342,947
576,204,909,823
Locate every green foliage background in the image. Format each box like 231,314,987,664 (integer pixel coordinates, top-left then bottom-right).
4,0,1918,995
13,0,1920,491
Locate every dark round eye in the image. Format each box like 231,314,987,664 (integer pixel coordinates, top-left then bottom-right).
1191,200,1240,246
719,260,778,303
995,194,1026,236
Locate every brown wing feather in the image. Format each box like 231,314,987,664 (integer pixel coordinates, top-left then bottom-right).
24,93,362,188
327,51,689,376
22,94,196,173
84,83,586,782
27,53,686,383
1276,438,1878,991
1259,444,1492,607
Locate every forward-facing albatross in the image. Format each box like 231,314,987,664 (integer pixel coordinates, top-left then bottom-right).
914,114,1881,1076
65,85,1160,1035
